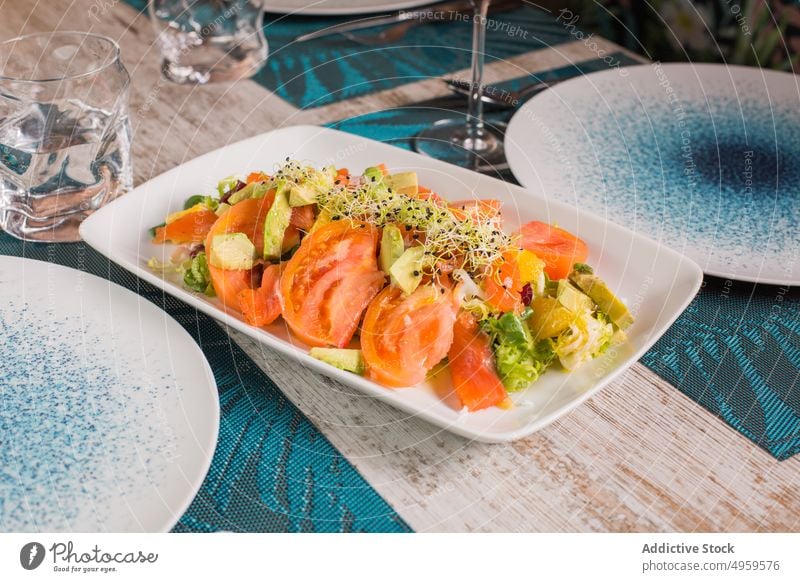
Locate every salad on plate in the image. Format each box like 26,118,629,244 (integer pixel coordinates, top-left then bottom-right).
148,160,633,412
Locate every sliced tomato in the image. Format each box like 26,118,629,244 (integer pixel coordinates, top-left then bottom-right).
449,199,502,221
238,264,283,327
361,282,460,388
484,250,524,314
153,209,218,244
448,312,507,411
279,220,384,348
519,221,588,280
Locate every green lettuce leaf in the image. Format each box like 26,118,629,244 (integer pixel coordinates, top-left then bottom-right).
554,309,613,370
183,252,214,296
481,312,555,392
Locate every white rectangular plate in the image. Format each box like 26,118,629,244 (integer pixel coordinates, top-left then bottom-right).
81,125,703,443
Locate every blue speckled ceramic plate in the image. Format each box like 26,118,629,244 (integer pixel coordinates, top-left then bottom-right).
506,63,800,285
0,257,219,532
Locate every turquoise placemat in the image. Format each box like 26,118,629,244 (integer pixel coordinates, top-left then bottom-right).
126,0,573,108
327,53,800,461
0,234,410,532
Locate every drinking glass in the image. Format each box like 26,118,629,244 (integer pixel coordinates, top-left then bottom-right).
0,32,132,243
149,0,268,85
412,0,505,171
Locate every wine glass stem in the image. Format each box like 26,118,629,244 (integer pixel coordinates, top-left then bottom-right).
466,0,490,147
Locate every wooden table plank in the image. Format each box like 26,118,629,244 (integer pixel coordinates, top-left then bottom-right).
3,0,798,533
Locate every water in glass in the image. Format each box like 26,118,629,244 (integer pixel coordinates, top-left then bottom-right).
0,33,132,242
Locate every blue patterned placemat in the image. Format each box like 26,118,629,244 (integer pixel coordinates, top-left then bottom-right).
126,0,572,108
328,54,800,461
641,279,800,461
0,234,410,532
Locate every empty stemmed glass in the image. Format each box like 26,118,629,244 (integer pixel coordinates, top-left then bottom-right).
412,0,505,171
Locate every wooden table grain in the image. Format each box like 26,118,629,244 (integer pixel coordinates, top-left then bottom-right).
6,0,798,532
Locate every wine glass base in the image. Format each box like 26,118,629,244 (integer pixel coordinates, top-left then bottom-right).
161,55,266,85
412,119,507,172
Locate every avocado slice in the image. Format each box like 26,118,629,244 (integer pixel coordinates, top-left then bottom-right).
379,224,405,273
228,181,270,205
363,165,384,184
385,171,418,196
208,233,256,270
288,165,337,206
262,186,292,260
389,245,425,295
570,270,634,330
309,347,365,375
556,279,594,313
289,183,318,207
308,207,332,235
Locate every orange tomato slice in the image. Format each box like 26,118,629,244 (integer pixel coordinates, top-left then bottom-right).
519,221,588,280
448,312,507,411
279,220,384,348
361,282,461,388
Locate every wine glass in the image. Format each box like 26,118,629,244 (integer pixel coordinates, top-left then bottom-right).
412,0,505,171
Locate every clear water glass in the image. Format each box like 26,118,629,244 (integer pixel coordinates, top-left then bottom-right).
0,32,132,243
413,0,505,172
149,0,268,85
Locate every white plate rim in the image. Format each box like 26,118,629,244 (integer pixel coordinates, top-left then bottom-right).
0,255,220,532
505,62,800,286
80,124,703,443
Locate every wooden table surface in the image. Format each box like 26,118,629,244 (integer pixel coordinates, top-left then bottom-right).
7,0,798,532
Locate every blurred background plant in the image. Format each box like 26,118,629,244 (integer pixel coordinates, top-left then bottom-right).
538,0,799,72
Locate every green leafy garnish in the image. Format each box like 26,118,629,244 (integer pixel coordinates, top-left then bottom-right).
183,194,205,209
315,173,514,278
573,262,594,275
481,312,555,391
553,309,613,370
216,176,240,197
183,252,214,296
